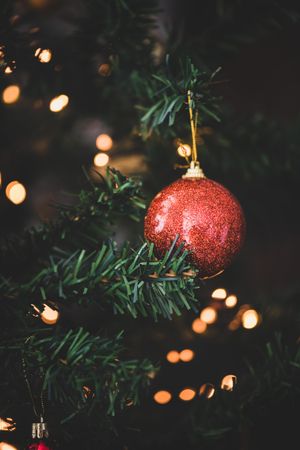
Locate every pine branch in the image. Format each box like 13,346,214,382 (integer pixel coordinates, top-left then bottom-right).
0,168,145,271
135,57,221,138
2,237,199,321
0,327,155,421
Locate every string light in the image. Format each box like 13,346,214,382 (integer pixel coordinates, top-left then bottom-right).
94,153,109,167
0,443,17,450
177,143,191,158
35,48,52,63
40,304,59,325
225,295,238,308
166,350,180,364
98,63,111,77
4,66,13,74
0,419,15,431
49,94,69,112
211,288,227,300
192,318,207,334
153,390,172,405
200,307,217,324
179,388,196,401
221,374,237,391
179,349,194,362
242,309,259,329
2,85,20,104
199,383,215,399
96,134,113,151
5,181,26,205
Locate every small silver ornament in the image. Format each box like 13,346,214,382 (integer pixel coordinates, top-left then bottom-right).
32,416,49,439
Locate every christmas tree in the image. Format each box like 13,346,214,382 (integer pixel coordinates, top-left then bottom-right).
0,1,300,449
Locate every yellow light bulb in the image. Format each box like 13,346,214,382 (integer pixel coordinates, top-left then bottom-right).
95,134,113,151
153,390,172,405
0,418,16,431
166,350,180,364
225,295,238,308
0,443,17,450
2,85,20,104
242,309,259,329
177,143,191,158
94,153,109,167
200,307,217,324
199,383,215,399
178,388,196,401
211,288,227,300
4,67,13,74
5,181,26,205
192,318,207,334
221,374,237,391
49,94,69,112
35,48,52,63
179,349,194,362
41,304,59,325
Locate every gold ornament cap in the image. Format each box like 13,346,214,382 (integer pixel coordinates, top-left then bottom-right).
182,161,205,179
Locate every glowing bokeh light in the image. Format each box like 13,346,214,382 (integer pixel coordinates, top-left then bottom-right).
4,67,13,74
221,374,237,391
0,443,17,450
225,295,238,308
211,288,227,300
96,134,113,151
199,383,215,399
2,85,20,104
98,63,111,77
41,304,59,325
94,153,109,167
242,309,259,329
177,143,191,158
192,318,207,334
5,181,26,205
153,390,172,405
200,307,217,324
35,48,52,63
179,349,195,362
49,94,69,112
179,388,196,401
166,350,180,364
0,419,15,432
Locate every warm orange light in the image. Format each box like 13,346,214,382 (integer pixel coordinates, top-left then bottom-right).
192,318,207,334
5,181,26,205
96,134,113,151
179,349,195,362
166,350,180,364
35,48,52,63
242,309,259,329
0,418,16,432
211,288,227,300
49,94,69,112
200,307,217,324
228,320,240,331
199,383,215,399
2,85,20,104
4,67,13,74
98,63,111,77
94,153,109,167
177,143,191,158
0,443,17,450
179,388,196,401
221,374,237,391
225,295,238,308
41,304,59,325
153,390,172,405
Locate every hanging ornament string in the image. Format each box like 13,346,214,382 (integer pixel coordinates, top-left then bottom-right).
183,90,205,179
22,347,49,440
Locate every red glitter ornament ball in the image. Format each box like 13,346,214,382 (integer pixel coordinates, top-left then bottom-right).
28,442,52,450
144,177,246,278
